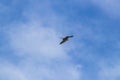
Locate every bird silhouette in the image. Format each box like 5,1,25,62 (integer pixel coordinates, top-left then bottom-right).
60,35,73,44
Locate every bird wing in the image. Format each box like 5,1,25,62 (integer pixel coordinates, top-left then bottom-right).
60,39,66,44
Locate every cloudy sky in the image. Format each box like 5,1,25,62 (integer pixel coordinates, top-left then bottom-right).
0,0,120,80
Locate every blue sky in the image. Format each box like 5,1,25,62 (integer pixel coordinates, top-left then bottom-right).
0,0,120,80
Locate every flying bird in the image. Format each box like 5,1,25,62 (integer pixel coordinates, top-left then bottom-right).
60,35,73,44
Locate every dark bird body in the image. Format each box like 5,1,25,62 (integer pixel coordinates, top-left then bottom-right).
60,35,73,44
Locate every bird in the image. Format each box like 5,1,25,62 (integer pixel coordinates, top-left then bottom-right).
59,35,73,44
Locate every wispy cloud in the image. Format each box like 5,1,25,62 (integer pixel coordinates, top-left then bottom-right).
2,15,81,80
0,0,83,80
0,59,27,80
98,60,120,80
91,0,120,18
1,0,120,80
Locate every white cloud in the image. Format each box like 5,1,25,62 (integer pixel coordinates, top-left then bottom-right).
0,60,27,80
0,0,84,80
2,20,82,80
92,0,120,18
19,59,81,80
98,60,120,80
8,22,68,60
